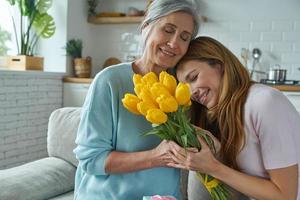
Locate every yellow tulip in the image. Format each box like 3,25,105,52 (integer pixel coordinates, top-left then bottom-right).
141,72,158,86
140,87,158,106
150,82,171,100
146,108,168,124
134,83,144,98
159,72,177,95
163,74,177,95
133,74,143,86
122,94,141,115
175,83,191,105
156,95,178,113
159,71,168,84
137,101,157,116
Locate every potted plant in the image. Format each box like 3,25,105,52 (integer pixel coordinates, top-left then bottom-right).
6,0,56,70
65,39,92,78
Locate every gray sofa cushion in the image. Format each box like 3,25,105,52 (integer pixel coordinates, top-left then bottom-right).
0,157,76,200
47,107,81,167
49,191,74,200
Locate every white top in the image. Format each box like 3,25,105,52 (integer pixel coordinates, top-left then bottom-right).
237,84,300,199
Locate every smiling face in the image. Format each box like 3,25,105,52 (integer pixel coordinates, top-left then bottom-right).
143,11,194,71
177,60,223,109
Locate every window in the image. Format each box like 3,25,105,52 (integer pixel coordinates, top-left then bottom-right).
0,1,17,56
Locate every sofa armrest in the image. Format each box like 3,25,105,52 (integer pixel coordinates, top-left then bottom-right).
0,157,76,200
48,107,81,167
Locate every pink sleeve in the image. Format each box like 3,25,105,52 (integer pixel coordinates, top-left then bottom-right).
251,88,300,169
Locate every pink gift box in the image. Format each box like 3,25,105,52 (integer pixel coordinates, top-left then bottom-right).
151,195,176,200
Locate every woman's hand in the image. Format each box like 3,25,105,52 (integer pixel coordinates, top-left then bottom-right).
193,125,221,155
167,136,220,174
106,140,180,173
150,140,176,167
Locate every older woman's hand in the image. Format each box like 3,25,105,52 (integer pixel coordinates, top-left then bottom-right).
150,140,177,167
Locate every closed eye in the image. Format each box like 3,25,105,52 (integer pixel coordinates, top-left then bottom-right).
165,25,175,33
187,73,198,83
180,32,191,42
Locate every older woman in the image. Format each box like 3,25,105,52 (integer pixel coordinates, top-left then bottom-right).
171,36,300,200
73,0,200,199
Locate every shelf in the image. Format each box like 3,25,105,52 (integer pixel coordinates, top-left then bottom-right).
88,16,143,24
88,15,207,25
63,77,93,84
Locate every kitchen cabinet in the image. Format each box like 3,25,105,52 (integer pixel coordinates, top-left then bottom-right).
283,92,300,113
268,85,300,113
63,77,92,107
63,83,90,107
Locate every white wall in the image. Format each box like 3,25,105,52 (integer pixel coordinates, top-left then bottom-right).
37,0,68,73
197,0,300,80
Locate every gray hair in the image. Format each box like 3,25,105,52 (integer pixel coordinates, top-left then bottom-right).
139,0,200,53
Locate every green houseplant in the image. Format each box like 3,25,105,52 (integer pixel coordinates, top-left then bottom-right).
6,0,56,70
65,39,82,59
65,39,91,78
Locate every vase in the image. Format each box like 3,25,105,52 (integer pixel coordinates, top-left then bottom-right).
74,57,92,78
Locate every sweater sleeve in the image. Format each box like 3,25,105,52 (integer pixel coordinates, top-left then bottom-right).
73,70,115,175
251,87,299,169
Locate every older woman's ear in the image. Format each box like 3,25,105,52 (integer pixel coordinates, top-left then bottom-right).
141,22,149,30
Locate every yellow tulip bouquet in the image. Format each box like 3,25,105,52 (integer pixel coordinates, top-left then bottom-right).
122,71,230,200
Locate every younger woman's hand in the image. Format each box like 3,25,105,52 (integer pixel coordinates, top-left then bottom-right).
167,136,220,174
193,125,221,155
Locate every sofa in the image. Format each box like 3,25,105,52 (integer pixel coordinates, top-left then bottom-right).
0,107,80,200
0,107,211,200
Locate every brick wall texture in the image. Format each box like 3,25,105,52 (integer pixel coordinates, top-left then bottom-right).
0,72,63,169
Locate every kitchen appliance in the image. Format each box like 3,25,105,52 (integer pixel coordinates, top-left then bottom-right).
268,69,287,82
260,79,299,85
267,64,287,82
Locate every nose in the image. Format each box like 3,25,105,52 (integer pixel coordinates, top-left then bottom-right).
167,34,180,49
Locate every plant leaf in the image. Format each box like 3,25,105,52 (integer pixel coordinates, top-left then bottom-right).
181,134,188,149
35,0,52,13
20,0,36,16
33,12,55,38
64,39,82,58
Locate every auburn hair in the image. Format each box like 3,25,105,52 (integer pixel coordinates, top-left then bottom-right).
179,36,253,169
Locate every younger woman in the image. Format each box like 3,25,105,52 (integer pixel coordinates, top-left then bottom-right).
170,36,300,200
